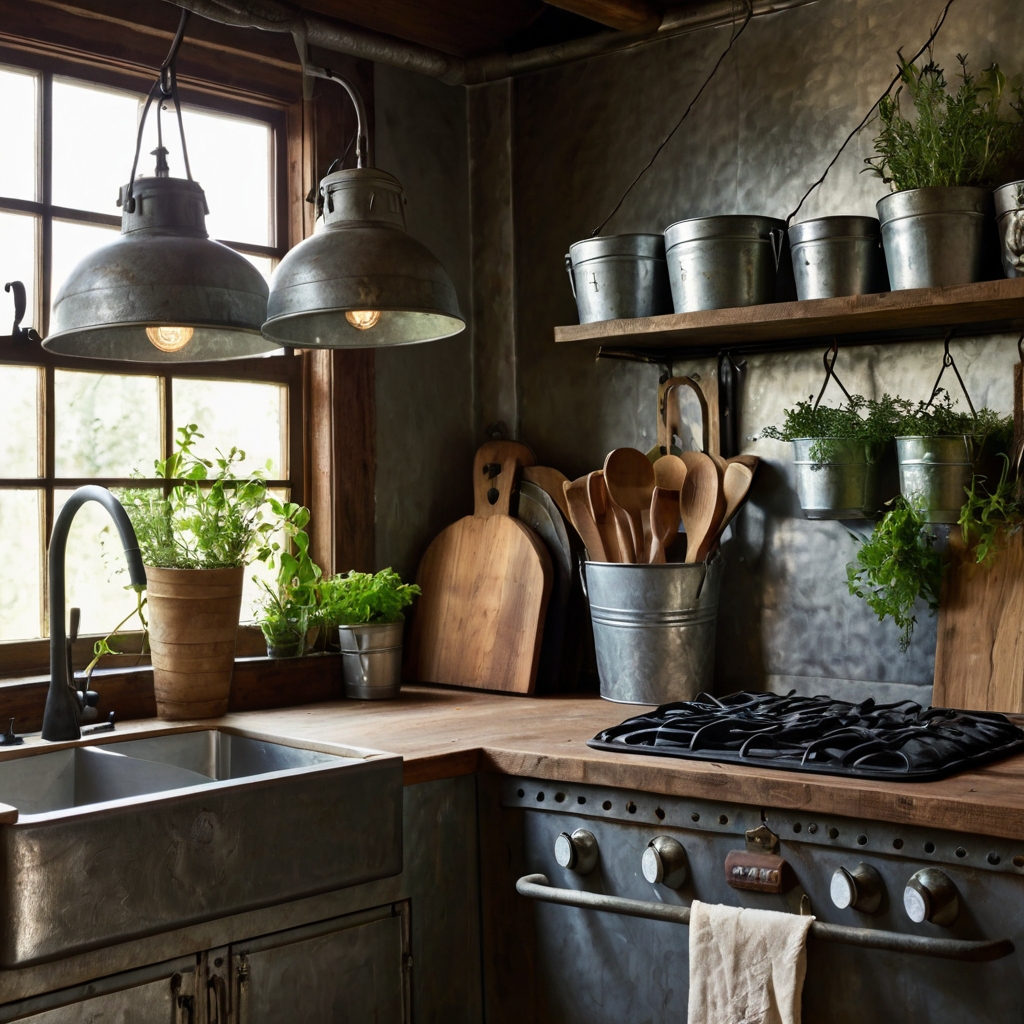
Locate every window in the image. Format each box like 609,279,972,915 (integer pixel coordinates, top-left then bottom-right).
0,60,302,650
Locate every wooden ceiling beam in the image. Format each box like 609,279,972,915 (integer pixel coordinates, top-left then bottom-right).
542,0,662,31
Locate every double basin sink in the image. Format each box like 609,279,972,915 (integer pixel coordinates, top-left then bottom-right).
0,729,402,966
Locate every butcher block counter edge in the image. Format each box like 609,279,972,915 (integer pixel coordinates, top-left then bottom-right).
4,685,1024,843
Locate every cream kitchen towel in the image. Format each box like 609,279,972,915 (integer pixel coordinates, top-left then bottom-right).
687,900,814,1024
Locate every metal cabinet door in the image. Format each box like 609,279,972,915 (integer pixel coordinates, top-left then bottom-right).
232,903,409,1024
0,959,196,1023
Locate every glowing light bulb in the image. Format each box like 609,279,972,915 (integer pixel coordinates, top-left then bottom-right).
345,310,381,330
146,326,194,352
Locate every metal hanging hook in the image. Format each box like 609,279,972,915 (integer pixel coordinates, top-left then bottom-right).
813,338,853,410
926,330,976,417
1016,329,1024,364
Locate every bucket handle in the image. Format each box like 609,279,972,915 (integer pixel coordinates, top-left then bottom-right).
564,253,577,300
926,331,976,419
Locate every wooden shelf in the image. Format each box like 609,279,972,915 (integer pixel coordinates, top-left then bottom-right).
554,277,1024,358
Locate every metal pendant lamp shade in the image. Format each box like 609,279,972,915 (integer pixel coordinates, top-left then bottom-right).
45,176,275,362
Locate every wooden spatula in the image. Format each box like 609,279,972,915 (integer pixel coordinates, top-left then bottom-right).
678,452,725,563
653,454,687,491
648,487,681,564
586,471,625,563
563,477,607,561
603,448,655,562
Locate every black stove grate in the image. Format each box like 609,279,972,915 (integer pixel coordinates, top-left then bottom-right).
588,691,1024,781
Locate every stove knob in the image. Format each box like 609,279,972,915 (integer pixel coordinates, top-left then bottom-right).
554,829,598,875
830,863,883,914
904,868,958,926
642,836,689,889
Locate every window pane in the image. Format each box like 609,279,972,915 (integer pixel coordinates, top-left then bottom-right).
52,78,140,215
241,252,275,283
55,489,141,638
55,370,161,478
151,107,272,246
51,220,120,306
0,211,38,324
0,66,38,201
0,366,40,478
174,378,286,479
0,490,42,640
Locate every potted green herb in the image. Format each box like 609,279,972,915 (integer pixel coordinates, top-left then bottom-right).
868,55,1023,289
120,425,295,718
894,394,1012,523
254,499,321,658
319,569,421,699
760,395,900,518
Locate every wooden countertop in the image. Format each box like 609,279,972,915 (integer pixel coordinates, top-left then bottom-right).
207,686,1024,843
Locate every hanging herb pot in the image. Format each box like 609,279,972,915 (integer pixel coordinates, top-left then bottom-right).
994,180,1024,278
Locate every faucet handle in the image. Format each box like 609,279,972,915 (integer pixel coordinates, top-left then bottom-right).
68,607,80,645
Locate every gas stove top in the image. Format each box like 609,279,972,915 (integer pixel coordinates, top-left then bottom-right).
588,691,1024,781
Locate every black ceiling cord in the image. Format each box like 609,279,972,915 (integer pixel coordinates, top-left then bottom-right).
785,0,958,226
591,0,754,238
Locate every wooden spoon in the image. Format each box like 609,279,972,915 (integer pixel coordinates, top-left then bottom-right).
586,471,624,563
718,462,754,538
648,487,681,564
653,454,687,491
678,452,725,563
603,448,655,563
563,477,607,561
728,453,761,473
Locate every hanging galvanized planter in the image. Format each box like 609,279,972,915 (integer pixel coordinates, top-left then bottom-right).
994,180,1024,279
793,437,881,519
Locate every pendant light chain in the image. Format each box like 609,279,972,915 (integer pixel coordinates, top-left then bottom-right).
122,10,194,213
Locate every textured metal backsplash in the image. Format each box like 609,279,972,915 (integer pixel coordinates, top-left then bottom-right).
504,0,1024,702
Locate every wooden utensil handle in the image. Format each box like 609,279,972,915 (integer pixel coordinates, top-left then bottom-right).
473,441,536,517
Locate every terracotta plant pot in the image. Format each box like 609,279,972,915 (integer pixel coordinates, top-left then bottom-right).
145,565,244,719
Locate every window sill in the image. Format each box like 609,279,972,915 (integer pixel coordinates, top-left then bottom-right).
0,653,343,735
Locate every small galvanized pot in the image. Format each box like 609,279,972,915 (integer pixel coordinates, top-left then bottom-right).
877,187,990,290
583,558,723,705
994,181,1024,279
337,620,404,699
896,435,975,524
792,438,879,519
664,215,787,313
565,234,673,323
787,217,888,300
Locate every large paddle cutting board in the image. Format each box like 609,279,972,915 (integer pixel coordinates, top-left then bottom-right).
404,441,552,694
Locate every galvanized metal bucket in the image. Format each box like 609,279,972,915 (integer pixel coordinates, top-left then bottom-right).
896,435,975,524
583,558,723,705
788,217,888,300
663,215,786,313
877,187,990,290
994,180,1024,279
337,620,404,699
792,438,879,519
565,234,673,323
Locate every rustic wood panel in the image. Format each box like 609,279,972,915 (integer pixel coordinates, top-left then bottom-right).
933,531,1024,713
545,0,659,30
555,277,1024,351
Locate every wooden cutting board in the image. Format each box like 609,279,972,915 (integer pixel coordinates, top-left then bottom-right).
933,530,1024,712
404,441,553,694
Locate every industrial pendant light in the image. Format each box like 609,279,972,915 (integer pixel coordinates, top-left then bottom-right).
44,12,275,363
262,67,465,349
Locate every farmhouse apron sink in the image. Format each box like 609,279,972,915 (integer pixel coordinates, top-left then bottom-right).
0,729,402,967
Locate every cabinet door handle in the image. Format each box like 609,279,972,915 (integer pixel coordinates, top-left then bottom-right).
207,975,228,1024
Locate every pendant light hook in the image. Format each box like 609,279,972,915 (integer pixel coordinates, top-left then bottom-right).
120,9,194,213
305,65,371,170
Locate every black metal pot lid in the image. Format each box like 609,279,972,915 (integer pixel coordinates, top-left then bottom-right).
588,691,1024,782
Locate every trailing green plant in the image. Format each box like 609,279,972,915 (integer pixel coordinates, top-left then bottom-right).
958,455,1023,564
759,393,903,462
866,53,1024,191
120,425,284,569
80,588,149,684
318,569,421,629
846,497,943,651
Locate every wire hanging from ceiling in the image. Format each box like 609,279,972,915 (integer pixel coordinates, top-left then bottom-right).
590,0,754,237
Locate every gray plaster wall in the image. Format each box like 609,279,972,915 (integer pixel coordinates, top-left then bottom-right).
373,64,475,579
502,0,1023,700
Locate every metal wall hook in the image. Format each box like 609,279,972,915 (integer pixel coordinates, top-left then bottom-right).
812,339,853,411
4,281,40,344
1016,330,1023,364
926,330,976,418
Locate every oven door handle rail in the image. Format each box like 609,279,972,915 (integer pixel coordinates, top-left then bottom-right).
515,874,1014,962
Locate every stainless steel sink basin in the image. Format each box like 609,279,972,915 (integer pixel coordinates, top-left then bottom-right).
0,729,402,966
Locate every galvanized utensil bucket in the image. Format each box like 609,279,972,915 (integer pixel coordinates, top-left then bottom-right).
583,558,723,705
337,621,404,699
877,187,990,290
788,217,888,300
896,435,975,524
792,438,879,519
565,234,673,323
994,181,1024,279
663,215,786,313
